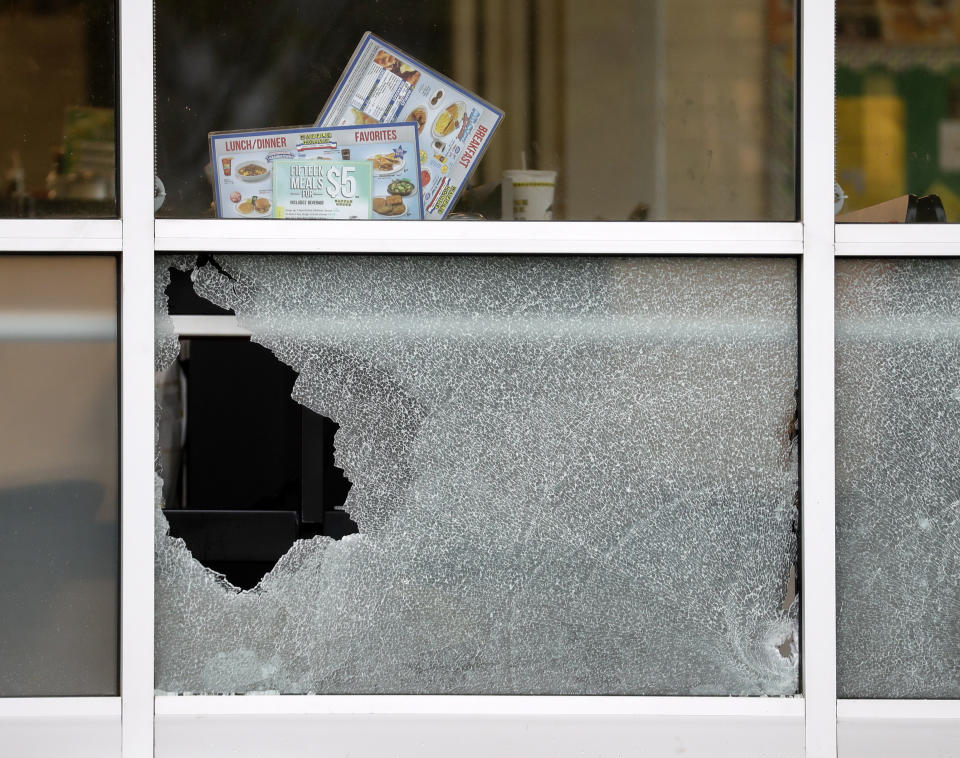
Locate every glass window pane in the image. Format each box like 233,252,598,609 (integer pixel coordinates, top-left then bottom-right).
0,255,119,696
0,2,117,219
155,254,799,695
836,0,960,222
836,258,960,698
154,1,796,221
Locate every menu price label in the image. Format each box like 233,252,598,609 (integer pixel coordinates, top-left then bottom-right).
273,160,372,219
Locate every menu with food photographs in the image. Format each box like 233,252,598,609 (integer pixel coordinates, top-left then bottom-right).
316,32,504,221
209,122,423,220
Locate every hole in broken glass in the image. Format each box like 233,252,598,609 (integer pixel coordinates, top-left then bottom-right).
154,254,802,696
158,267,356,590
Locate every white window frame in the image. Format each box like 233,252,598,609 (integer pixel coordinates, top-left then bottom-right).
0,1,958,755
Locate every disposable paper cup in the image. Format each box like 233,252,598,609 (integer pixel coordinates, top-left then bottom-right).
501,170,557,220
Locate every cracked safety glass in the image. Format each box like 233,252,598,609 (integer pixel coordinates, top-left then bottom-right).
155,254,799,696
837,258,960,698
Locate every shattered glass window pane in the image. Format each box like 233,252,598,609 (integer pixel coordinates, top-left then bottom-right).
155,255,799,696
837,258,960,698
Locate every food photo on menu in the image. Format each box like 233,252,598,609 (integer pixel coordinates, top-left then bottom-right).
317,32,504,220
209,122,423,220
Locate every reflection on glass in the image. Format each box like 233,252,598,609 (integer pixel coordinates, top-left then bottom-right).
155,0,796,221
0,1,117,218
0,256,118,696
836,258,960,698
155,255,799,695
837,0,960,221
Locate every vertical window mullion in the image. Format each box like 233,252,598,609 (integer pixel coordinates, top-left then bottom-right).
120,0,157,755
800,0,838,756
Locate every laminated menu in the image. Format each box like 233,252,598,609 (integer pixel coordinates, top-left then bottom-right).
317,32,503,220
209,122,423,219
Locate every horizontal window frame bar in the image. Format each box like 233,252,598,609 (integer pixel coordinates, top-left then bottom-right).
155,220,803,254
836,243,960,257
0,710,120,758
0,697,122,718
0,220,123,251
838,700,960,758
156,711,803,758
838,700,960,720
836,224,960,256
154,695,804,718
836,224,960,244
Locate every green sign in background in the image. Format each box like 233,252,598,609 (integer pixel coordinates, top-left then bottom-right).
838,63,960,218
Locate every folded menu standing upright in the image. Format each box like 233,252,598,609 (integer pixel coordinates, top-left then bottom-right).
317,32,504,220
209,122,423,220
